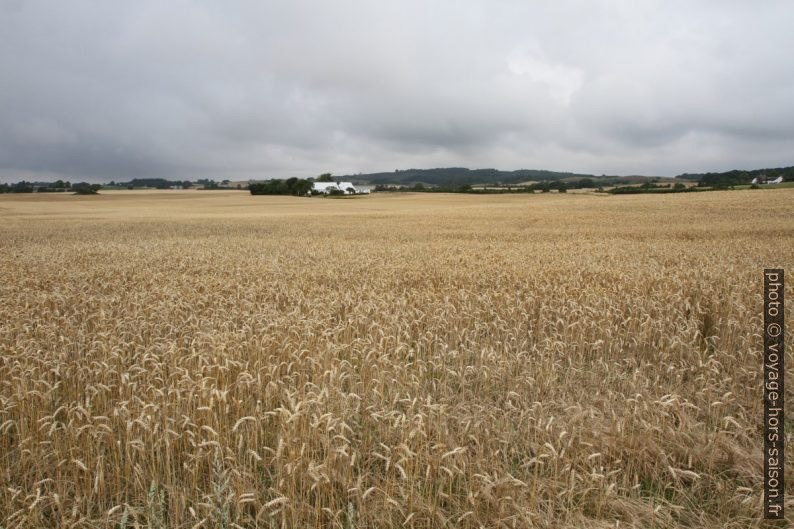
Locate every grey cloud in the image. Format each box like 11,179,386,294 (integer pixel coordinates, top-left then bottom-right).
1,0,794,182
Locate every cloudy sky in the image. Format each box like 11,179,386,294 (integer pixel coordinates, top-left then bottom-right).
2,0,794,182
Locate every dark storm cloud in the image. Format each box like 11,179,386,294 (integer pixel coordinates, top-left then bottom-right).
2,0,794,182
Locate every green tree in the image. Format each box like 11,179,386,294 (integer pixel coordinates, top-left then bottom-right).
249,178,313,196
316,173,334,182
72,183,102,195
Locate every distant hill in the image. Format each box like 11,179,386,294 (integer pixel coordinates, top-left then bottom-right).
339,167,621,186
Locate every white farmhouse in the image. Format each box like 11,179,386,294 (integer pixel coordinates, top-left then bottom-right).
337,182,357,194
752,175,785,185
312,182,341,194
311,181,370,195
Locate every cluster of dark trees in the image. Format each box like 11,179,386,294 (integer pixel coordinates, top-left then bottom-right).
249,177,313,196
0,180,102,194
109,178,245,189
34,179,72,192
0,181,36,193
110,178,195,189
527,179,600,192
696,173,750,187
72,183,102,194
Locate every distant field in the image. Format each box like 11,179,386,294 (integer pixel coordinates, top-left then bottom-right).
0,190,792,528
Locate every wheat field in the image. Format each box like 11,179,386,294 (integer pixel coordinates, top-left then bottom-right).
0,189,792,528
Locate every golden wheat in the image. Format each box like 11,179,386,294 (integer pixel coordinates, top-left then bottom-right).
0,190,791,528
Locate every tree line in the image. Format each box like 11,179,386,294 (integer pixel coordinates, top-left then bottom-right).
0,181,101,194
248,177,313,196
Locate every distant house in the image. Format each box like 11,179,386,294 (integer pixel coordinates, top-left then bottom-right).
310,181,370,195
337,182,356,194
752,175,784,185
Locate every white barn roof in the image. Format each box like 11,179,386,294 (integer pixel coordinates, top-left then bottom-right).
312,182,340,191
311,181,369,194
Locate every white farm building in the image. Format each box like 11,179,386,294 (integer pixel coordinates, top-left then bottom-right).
311,182,371,195
751,175,784,185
